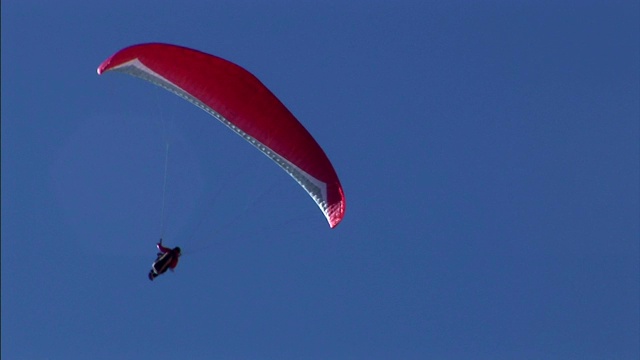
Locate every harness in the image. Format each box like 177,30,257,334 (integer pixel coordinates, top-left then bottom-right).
152,251,175,275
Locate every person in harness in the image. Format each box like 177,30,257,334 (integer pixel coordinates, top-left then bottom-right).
148,240,181,281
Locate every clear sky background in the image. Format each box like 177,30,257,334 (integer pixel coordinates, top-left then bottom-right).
2,1,638,359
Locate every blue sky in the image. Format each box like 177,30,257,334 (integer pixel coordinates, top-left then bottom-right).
2,1,639,359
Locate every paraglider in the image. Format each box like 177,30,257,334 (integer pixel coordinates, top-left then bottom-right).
148,240,181,281
97,43,345,228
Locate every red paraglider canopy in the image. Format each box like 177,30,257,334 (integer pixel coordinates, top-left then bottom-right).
98,43,345,228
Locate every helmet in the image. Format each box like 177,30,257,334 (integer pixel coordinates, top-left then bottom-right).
173,247,182,254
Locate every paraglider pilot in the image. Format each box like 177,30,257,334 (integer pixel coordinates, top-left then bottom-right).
148,240,181,281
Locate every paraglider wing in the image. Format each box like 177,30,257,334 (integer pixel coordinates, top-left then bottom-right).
97,43,345,228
